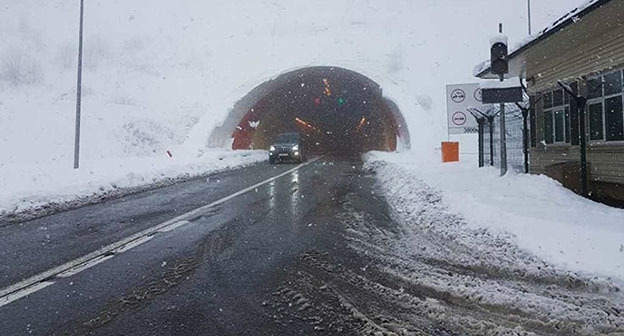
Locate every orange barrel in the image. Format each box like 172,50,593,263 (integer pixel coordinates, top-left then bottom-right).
441,142,459,163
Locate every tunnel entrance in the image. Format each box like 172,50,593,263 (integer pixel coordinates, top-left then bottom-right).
210,67,409,155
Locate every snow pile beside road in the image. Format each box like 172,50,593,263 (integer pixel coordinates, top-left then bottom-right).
364,151,624,284
1,0,585,165
0,149,266,221
0,0,585,219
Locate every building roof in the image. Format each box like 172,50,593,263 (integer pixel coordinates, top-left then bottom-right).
474,0,611,79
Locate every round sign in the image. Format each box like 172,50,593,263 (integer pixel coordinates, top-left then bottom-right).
452,111,467,126
450,89,466,103
474,88,482,102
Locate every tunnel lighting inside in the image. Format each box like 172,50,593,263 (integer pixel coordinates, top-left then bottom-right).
295,118,321,132
215,67,410,155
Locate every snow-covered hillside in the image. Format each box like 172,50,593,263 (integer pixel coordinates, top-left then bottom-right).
1,0,586,162
0,0,587,213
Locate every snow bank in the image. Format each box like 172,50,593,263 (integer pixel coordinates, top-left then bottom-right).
0,149,266,217
2,0,539,166
365,151,624,283
0,0,587,216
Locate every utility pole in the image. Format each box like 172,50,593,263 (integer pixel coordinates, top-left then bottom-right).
498,23,507,176
527,0,532,35
499,74,507,176
487,23,511,174
74,0,85,169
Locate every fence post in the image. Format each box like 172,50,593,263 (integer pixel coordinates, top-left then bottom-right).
522,108,530,173
488,116,495,166
478,119,485,167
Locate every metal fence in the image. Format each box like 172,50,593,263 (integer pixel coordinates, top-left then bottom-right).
480,105,527,173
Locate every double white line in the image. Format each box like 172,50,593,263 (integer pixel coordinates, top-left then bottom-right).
0,157,319,308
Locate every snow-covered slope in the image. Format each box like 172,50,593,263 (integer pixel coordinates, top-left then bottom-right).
0,0,586,162
365,151,624,283
0,0,587,212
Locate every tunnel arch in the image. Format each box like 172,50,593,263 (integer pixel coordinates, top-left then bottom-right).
208,66,410,154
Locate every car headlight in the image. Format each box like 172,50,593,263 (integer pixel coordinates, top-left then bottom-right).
292,145,299,151
269,145,276,151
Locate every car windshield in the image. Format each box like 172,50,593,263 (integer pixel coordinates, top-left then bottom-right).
274,133,299,143
3,1,624,335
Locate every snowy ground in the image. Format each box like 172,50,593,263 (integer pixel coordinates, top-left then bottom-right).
270,159,624,335
0,149,266,222
364,151,624,285
0,0,589,223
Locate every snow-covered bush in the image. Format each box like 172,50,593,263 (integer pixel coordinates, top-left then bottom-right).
0,48,43,86
121,120,180,156
55,43,76,70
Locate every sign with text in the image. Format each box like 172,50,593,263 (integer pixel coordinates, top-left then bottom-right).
481,87,523,104
446,83,484,134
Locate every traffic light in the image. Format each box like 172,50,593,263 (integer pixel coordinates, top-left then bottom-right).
490,36,508,75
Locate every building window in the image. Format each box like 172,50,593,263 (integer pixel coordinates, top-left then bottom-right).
542,87,571,144
586,70,624,142
543,92,553,109
604,71,622,96
554,109,565,142
587,77,603,99
569,81,579,146
564,106,570,142
530,96,537,147
544,111,554,144
589,102,604,140
605,96,623,141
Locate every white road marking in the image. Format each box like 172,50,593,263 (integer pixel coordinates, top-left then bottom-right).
56,255,115,278
0,281,55,308
157,220,190,233
114,235,155,253
0,157,320,306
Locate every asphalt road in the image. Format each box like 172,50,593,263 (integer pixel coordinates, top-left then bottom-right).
0,157,416,335
2,157,623,336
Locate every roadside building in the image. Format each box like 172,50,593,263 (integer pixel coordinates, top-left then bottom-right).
476,0,624,202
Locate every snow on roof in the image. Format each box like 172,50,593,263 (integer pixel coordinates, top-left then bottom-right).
475,0,608,78
511,0,603,53
473,60,491,77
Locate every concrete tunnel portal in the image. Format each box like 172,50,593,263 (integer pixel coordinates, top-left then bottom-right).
208,66,410,156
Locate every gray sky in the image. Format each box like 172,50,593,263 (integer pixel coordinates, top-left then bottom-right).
482,0,590,44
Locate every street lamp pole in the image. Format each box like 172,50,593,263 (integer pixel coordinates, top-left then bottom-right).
527,0,532,35
498,23,507,176
73,0,85,169
499,73,507,176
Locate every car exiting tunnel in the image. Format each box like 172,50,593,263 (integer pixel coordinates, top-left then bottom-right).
209,67,410,156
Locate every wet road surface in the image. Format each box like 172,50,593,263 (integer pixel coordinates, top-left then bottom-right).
1,157,623,336
0,157,407,335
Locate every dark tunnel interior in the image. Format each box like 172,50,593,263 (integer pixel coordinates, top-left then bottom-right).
231,67,406,156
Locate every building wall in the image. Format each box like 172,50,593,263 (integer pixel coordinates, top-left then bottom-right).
527,0,624,200
531,79,624,186
526,1,624,93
